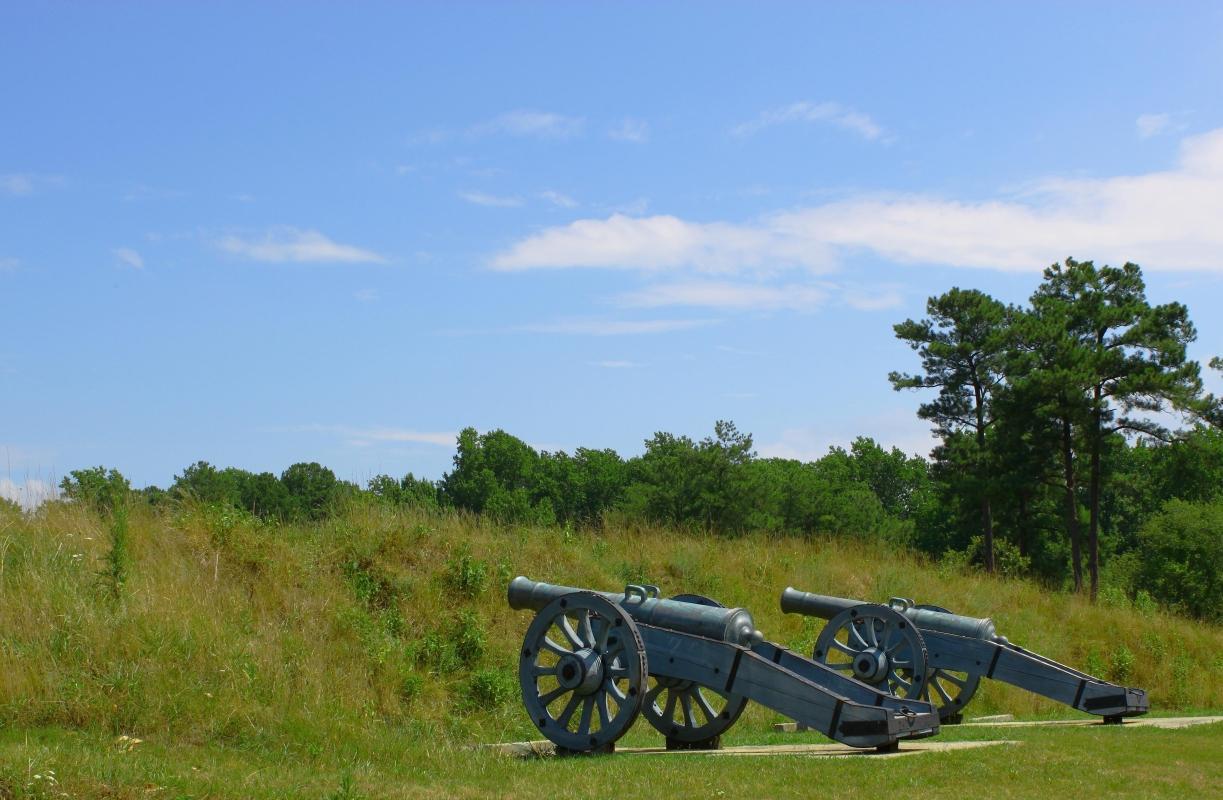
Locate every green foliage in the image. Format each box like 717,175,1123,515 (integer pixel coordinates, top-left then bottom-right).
102,505,130,600
326,772,366,800
58,466,130,513
444,547,488,599
460,667,516,710
280,462,339,520
415,611,486,674
1133,499,1222,621
368,472,439,508
1109,644,1135,683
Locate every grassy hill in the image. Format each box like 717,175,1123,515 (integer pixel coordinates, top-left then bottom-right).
1,500,1220,797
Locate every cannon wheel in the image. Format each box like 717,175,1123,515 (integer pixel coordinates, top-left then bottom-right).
639,593,749,749
914,603,982,723
813,603,928,699
519,591,647,752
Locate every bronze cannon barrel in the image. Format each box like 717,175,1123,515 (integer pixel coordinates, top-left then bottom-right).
509,576,762,646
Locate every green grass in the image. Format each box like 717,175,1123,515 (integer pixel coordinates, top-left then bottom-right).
2,719,1220,799
1,500,1220,797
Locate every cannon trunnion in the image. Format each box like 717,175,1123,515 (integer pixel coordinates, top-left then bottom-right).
508,577,940,754
780,587,1149,723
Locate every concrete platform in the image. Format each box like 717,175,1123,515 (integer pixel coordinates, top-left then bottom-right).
485,738,1018,759
772,715,1222,733
962,715,1223,730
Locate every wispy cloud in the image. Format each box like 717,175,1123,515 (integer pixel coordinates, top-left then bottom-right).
459,190,524,208
758,412,939,462
472,109,585,140
590,359,640,368
520,318,715,336
609,117,650,143
299,424,456,448
219,227,386,264
732,101,887,141
492,128,1223,274
539,190,578,208
0,257,18,272
354,288,379,303
113,247,144,269
1,173,62,196
1136,113,1172,139
617,281,828,311
840,285,904,311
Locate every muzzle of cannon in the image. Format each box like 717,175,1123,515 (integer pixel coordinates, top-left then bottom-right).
781,587,1149,723
508,576,940,754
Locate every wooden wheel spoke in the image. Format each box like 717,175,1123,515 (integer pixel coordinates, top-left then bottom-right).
577,696,595,735
694,688,719,722
539,685,570,707
559,617,584,650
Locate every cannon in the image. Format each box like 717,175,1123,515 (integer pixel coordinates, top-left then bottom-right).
780,587,1149,723
508,576,940,754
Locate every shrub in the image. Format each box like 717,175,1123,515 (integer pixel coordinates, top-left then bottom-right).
461,668,516,710
59,466,130,514
1134,499,1222,621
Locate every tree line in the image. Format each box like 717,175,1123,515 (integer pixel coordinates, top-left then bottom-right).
36,259,1220,621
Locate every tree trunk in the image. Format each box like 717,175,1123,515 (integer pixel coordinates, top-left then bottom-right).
1088,385,1102,602
1017,490,1030,558
981,495,995,572
1061,416,1083,593
975,387,995,573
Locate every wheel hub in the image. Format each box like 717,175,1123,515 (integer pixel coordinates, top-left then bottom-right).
555,648,604,695
852,647,890,683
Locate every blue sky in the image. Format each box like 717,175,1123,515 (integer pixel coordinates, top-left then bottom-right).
4,2,1223,504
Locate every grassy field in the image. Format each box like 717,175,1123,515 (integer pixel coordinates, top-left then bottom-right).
1,500,1220,798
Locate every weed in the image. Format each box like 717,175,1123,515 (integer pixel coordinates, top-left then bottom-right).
445,547,487,598
1109,644,1135,683
327,772,366,800
616,560,652,586
461,667,516,710
102,505,129,600
399,672,423,705
1133,590,1158,616
1170,653,1193,707
1084,649,1106,678
452,610,486,666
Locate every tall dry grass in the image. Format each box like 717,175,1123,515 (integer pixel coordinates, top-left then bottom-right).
0,499,1219,755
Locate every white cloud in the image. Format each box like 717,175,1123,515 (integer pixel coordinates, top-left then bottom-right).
493,128,1223,274
520,318,714,336
113,247,144,269
354,289,379,303
540,190,578,208
732,101,887,141
0,257,17,272
219,227,385,264
609,118,650,143
618,281,827,311
459,190,524,208
1136,113,1171,139
0,477,58,510
473,110,584,139
590,360,639,368
492,213,833,274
